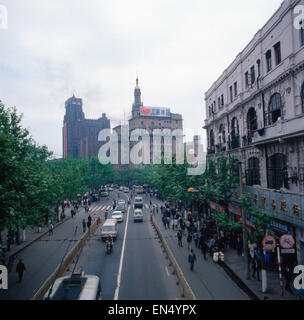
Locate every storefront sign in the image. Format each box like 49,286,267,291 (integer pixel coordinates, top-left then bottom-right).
270,220,291,234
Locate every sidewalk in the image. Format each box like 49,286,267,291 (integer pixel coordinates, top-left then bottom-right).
150,196,297,300
223,247,296,300
0,208,72,265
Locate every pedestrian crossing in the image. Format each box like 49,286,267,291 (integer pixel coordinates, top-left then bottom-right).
89,205,112,212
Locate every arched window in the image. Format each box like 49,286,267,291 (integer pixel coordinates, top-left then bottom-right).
219,124,226,144
247,108,257,131
301,83,304,113
246,157,260,186
231,117,239,137
230,117,240,149
268,93,282,125
267,153,288,190
209,129,215,147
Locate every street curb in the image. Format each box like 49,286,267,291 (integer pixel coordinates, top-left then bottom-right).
218,261,260,300
152,216,197,300
6,216,71,264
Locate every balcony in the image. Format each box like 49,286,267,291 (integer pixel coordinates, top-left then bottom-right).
216,143,227,153
207,147,215,155
252,116,304,146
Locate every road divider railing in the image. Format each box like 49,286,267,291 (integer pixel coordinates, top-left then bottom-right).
31,217,100,300
151,216,197,300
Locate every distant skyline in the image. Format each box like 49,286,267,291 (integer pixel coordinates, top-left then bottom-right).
0,0,282,157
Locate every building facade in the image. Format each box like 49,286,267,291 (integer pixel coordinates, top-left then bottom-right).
204,0,304,264
63,95,110,160
124,78,183,166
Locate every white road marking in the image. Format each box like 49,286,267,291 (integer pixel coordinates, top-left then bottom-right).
101,205,106,210
107,205,111,210
114,204,130,300
91,207,96,212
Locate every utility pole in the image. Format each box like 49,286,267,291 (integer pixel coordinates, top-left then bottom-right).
239,161,251,280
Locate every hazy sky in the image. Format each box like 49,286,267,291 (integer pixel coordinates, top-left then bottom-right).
0,0,283,156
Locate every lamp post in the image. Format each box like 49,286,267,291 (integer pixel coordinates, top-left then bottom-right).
238,161,251,280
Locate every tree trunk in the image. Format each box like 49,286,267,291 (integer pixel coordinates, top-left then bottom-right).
22,229,26,242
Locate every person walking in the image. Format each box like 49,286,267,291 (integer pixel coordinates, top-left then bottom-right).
162,216,167,229
283,265,293,294
193,231,199,248
187,233,193,250
48,223,53,236
82,219,86,233
166,216,171,229
105,210,108,220
252,256,261,281
188,250,197,271
177,229,183,247
16,259,26,283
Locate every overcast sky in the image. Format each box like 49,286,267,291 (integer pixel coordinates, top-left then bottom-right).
0,0,283,156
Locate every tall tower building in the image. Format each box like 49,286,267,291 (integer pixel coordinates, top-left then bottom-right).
63,95,110,159
132,77,143,118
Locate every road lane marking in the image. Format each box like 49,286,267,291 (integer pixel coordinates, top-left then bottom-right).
114,204,130,300
101,205,106,210
107,205,111,210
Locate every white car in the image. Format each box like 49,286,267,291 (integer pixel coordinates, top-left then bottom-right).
111,211,124,222
134,209,143,222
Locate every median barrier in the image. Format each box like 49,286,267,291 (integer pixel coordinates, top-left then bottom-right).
31,218,99,300
152,216,197,300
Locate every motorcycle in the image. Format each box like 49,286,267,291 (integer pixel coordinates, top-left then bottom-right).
106,239,113,254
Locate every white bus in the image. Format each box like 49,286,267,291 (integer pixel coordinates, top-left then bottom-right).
44,272,102,300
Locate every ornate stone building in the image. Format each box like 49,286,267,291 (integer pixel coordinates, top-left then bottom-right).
204,0,304,264
63,95,110,160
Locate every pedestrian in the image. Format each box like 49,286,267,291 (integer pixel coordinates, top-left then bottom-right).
48,223,53,236
162,216,167,229
87,220,91,230
88,214,92,225
188,249,197,271
16,259,26,283
187,233,193,250
82,219,86,233
193,231,199,248
201,241,208,260
252,256,261,281
105,210,108,220
264,251,271,271
166,216,171,229
283,265,293,294
177,229,183,247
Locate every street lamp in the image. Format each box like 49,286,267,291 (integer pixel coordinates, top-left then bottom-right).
238,161,251,280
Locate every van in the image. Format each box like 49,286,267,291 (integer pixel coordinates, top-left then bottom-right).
101,219,118,241
44,272,102,300
134,196,143,209
134,209,143,222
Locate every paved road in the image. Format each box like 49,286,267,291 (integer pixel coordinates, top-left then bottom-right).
0,194,115,300
78,192,183,300
151,197,250,300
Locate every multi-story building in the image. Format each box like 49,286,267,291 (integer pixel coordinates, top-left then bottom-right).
63,95,110,159
127,78,183,166
204,0,304,264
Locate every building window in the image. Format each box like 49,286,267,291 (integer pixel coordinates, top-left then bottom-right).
218,97,221,109
221,94,224,107
246,157,260,186
267,153,288,190
209,130,215,148
245,71,249,88
230,86,233,103
230,117,240,149
273,42,281,65
247,107,258,131
250,66,255,84
302,82,304,113
268,93,282,125
219,124,226,144
301,25,304,46
234,82,238,97
266,50,272,72
257,59,261,77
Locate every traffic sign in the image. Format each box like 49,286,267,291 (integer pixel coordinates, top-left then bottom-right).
281,249,295,254
280,234,295,249
262,235,277,251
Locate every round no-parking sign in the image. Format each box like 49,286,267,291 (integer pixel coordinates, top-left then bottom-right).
280,234,295,249
262,235,277,251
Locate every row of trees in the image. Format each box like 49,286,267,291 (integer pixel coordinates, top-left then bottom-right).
0,102,118,240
